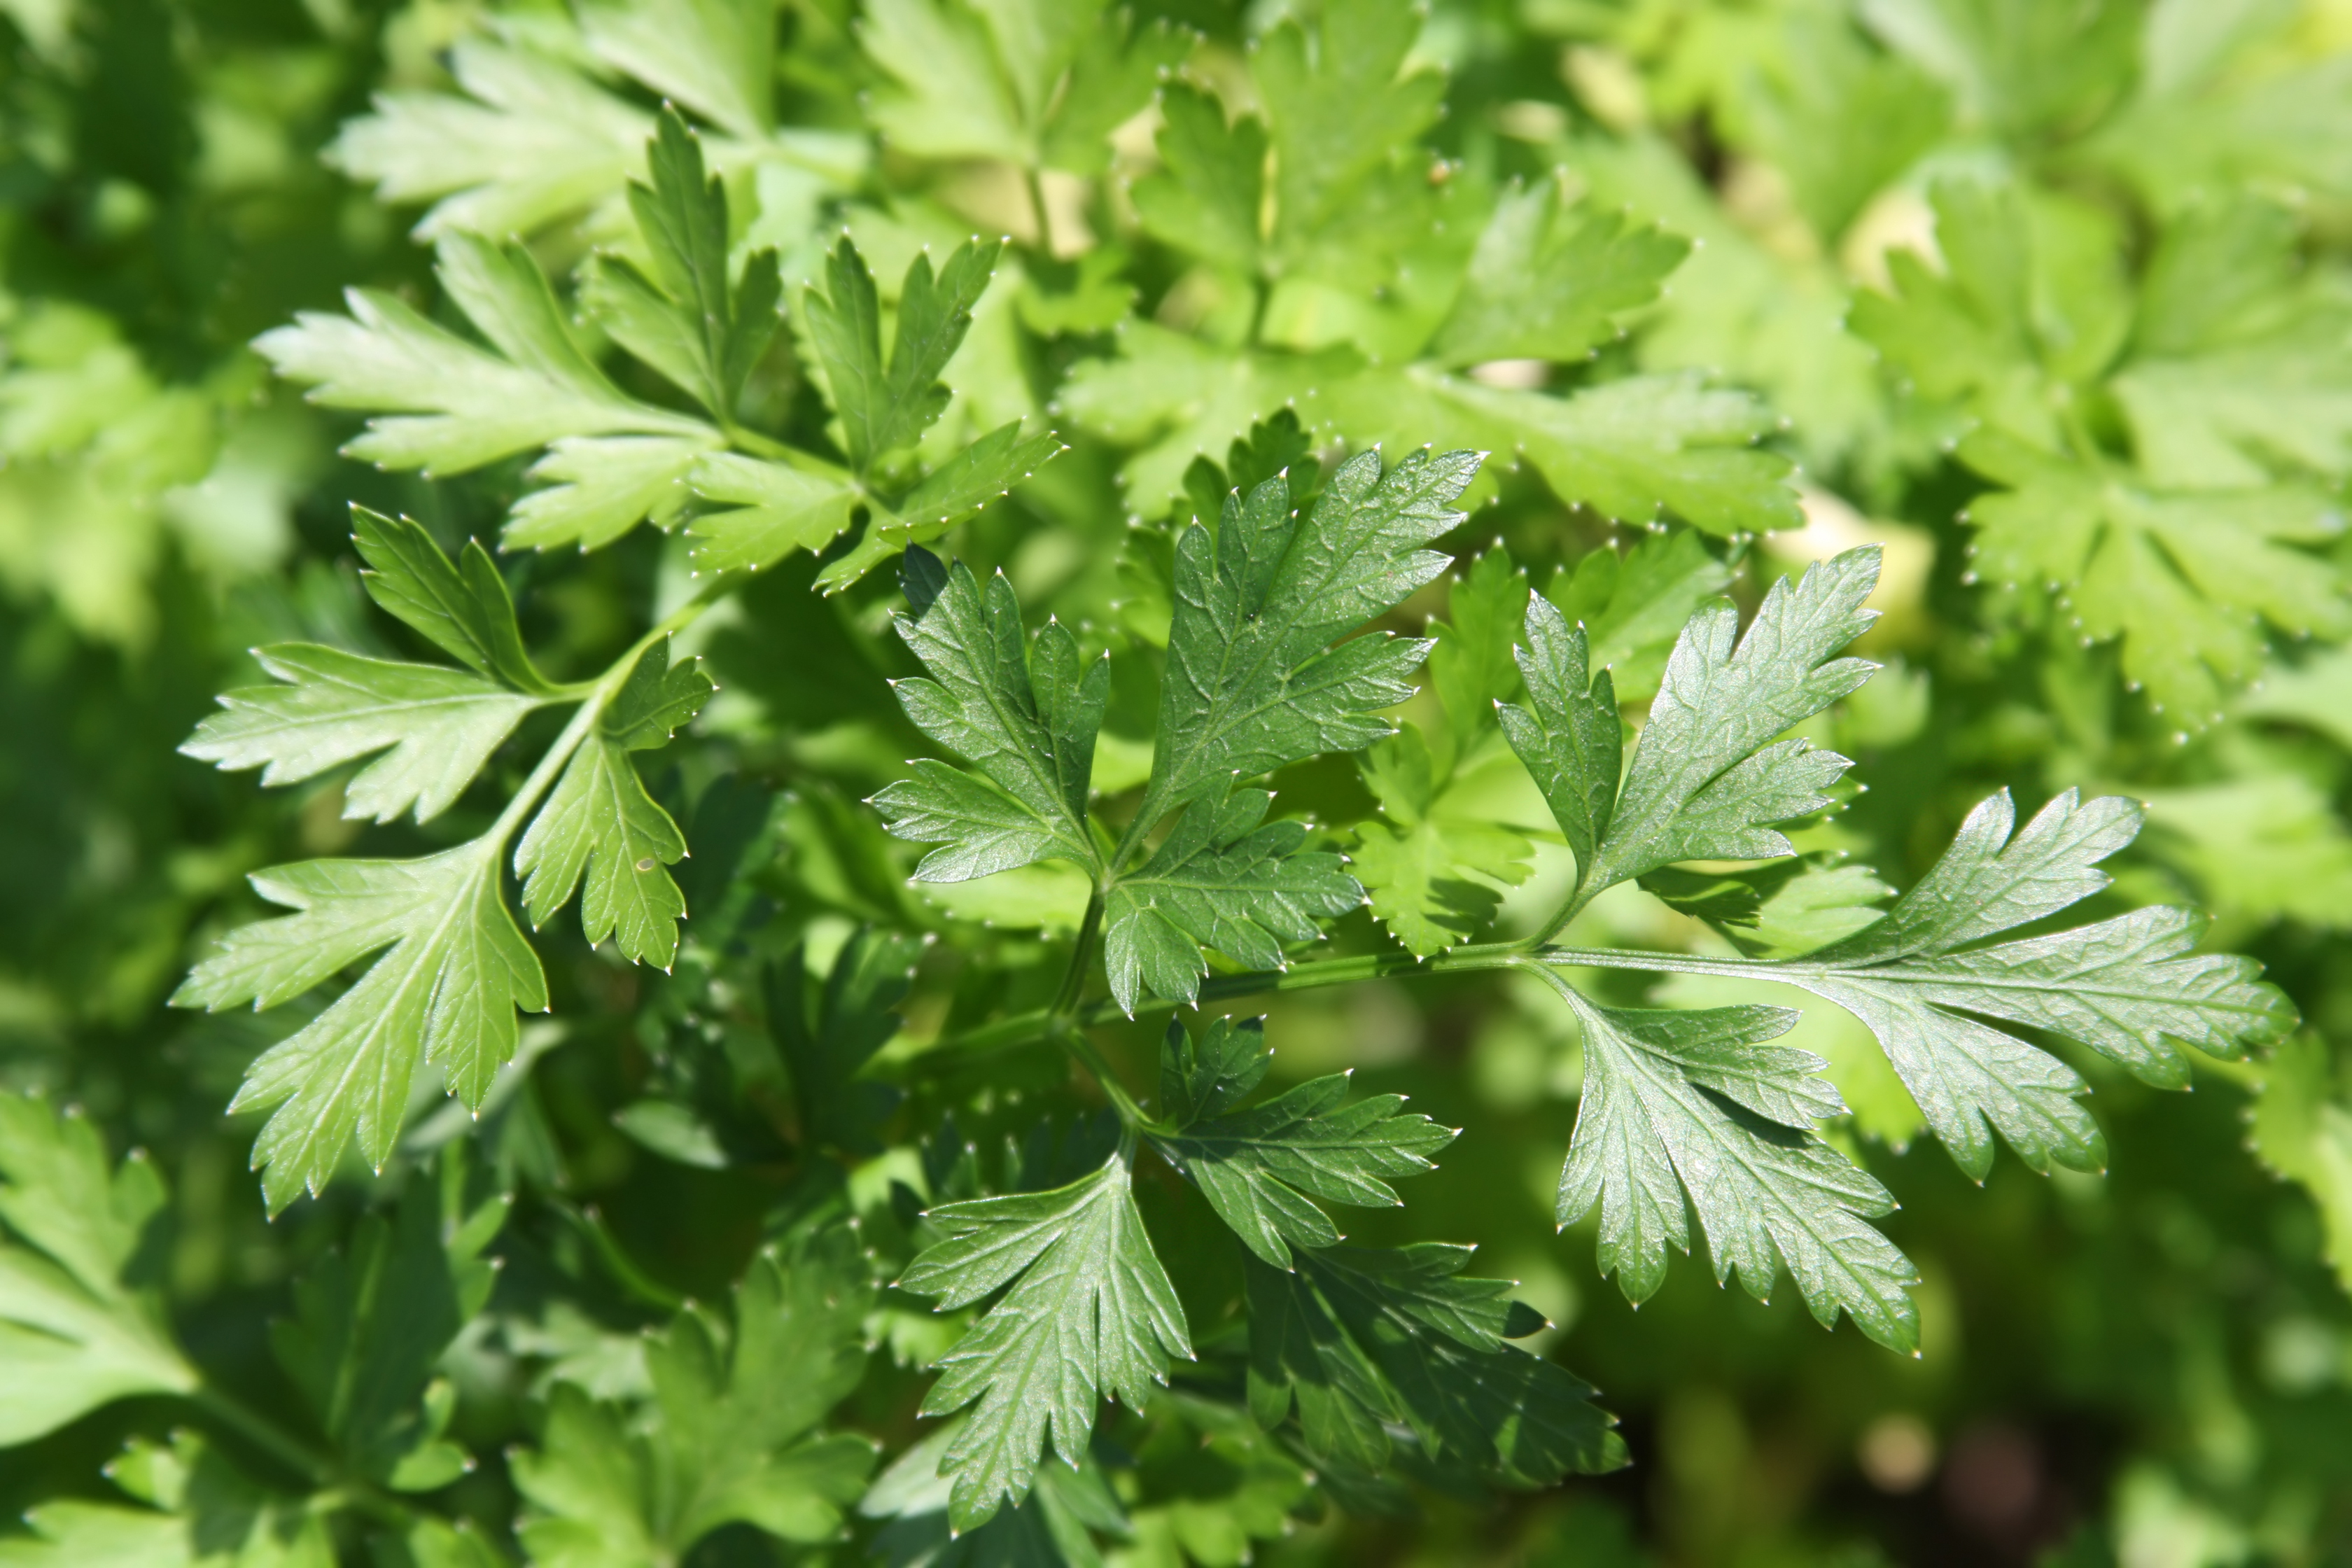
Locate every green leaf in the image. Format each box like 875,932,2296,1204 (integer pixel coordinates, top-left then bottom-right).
351,507,555,693
1130,83,1266,271
1245,1243,1624,1485
1425,547,1532,758
861,0,1184,172
1148,1014,1455,1268
330,40,654,240
1255,0,1444,257
772,928,925,1156
1773,789,2300,1177
0,1093,196,1446
514,1225,879,1561
898,1152,1193,1532
0,1432,332,1567
1429,178,1688,368
1959,430,2351,724
816,419,1066,593
806,235,1001,472
174,838,548,1212
1638,855,1894,960
181,645,544,825
1352,724,1536,957
515,643,712,969
598,108,783,420
507,435,719,553
271,1154,508,1483
1497,596,1620,886
685,453,861,575
2250,1035,2352,1296
1338,369,1804,537
256,233,708,477
577,0,776,141
1563,547,1879,902
1721,10,1952,241
1541,528,1734,704
1135,446,1477,830
1102,788,1362,1014
873,547,1107,883
1546,990,1920,1351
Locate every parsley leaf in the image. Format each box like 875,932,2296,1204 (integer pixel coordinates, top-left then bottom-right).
898,1151,1193,1532
0,1093,196,1446
0,1430,331,1566
584,109,782,423
179,645,544,825
1354,551,1542,955
873,547,1108,883
272,1155,509,1488
1245,1243,1624,1485
1510,546,1879,920
1769,789,2300,1178
1538,983,1920,1352
257,233,710,480
807,234,1000,475
1102,789,1361,1015
513,1225,878,1560
516,640,713,970
178,841,547,1212
1133,447,1476,832
1149,1015,1455,1268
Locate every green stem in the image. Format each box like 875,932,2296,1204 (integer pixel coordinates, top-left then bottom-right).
484,582,731,853
902,939,1536,1068
191,1385,413,1526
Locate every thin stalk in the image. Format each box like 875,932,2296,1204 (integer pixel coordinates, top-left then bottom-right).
900,939,1536,1069
484,584,730,852
192,1385,412,1526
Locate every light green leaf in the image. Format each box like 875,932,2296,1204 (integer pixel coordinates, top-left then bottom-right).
578,0,775,140
1569,547,1879,900
330,40,652,239
1245,1243,1623,1485
516,643,710,969
1254,0,1443,258
0,1432,331,1567
2143,775,2352,932
817,419,1065,593
1352,723,1537,958
181,645,543,825
686,453,860,575
899,1152,1193,1532
507,434,719,553
2250,1035,2352,1295
1765,790,2298,1176
1429,178,1688,368
1542,528,1734,704
0,1093,196,1446
1102,789,1362,1014
806,235,1001,472
1149,1015,1455,1268
1546,988,1919,1351
176,839,548,1212
1130,83,1266,270
1960,430,2350,723
256,234,708,477
598,109,784,421
350,506,555,692
872,547,1107,881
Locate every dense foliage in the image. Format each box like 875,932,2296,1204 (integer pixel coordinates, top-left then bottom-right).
4,0,2352,1562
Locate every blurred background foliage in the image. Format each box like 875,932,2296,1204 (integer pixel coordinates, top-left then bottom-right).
4,0,2352,1563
